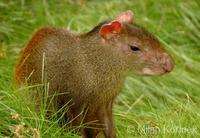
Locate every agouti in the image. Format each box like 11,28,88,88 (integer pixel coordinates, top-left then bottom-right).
15,11,174,138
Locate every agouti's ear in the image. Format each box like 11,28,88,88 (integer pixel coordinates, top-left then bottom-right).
99,21,123,39
115,10,134,23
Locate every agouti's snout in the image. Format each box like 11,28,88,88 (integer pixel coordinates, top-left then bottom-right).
161,53,174,73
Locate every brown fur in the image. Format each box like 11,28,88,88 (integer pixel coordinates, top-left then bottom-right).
15,20,174,138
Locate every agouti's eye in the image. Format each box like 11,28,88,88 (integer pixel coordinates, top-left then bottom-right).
129,45,141,52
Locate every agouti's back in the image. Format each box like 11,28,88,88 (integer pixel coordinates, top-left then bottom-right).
15,11,174,138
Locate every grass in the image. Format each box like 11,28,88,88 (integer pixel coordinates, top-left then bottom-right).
0,0,200,137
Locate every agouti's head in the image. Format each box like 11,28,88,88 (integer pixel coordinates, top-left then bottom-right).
98,10,174,76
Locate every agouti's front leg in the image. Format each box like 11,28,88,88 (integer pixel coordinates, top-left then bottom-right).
98,101,116,138
82,128,99,138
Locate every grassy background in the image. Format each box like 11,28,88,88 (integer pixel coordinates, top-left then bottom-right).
0,0,200,137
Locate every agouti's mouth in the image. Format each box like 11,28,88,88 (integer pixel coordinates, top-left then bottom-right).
142,67,173,76
142,68,156,76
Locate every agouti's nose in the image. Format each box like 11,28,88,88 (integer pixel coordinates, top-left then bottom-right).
162,53,174,73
